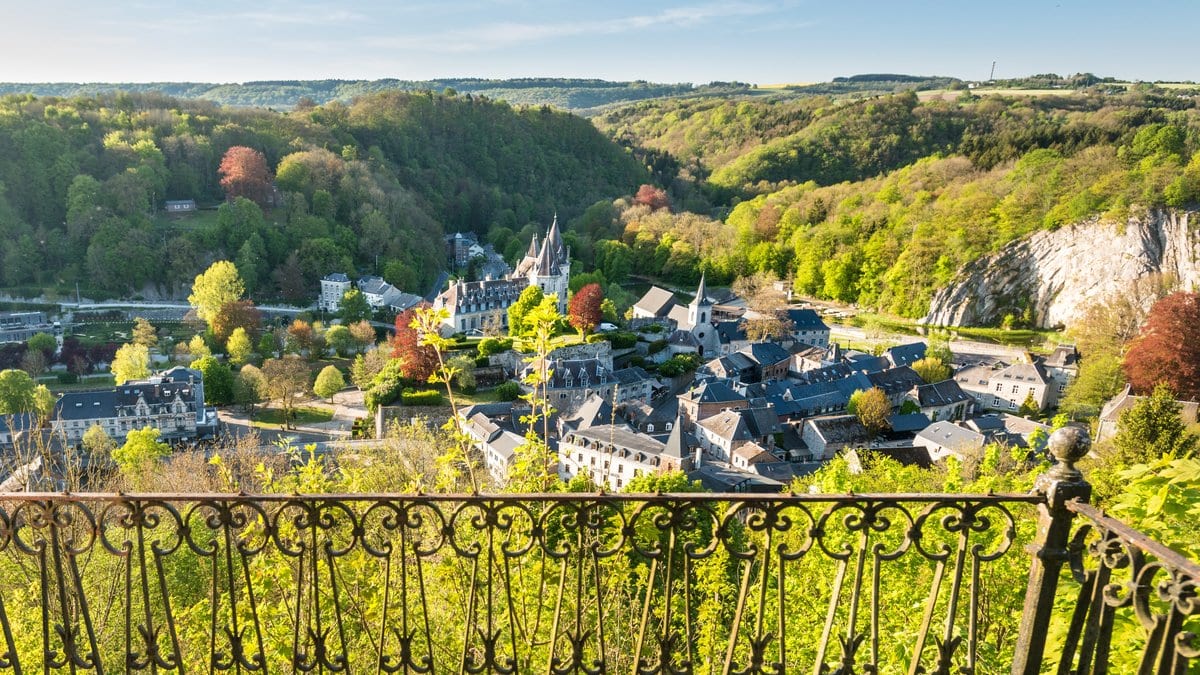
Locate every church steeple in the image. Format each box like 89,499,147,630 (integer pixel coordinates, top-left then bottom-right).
694,272,709,305
688,272,712,328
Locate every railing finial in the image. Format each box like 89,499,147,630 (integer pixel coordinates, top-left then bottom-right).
1046,426,1090,482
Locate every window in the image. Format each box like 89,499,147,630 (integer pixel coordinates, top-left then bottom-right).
1011,385,1019,394
994,383,1002,392
1058,384,1066,393
1009,399,1017,409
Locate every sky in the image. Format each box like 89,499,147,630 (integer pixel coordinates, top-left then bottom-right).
0,0,1195,84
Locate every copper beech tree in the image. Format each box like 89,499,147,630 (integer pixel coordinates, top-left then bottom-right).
1123,291,1200,400
218,146,273,206
389,309,438,382
568,283,604,336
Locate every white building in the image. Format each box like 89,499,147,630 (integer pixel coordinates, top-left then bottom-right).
434,217,571,334
557,420,692,491
53,367,211,445
319,273,351,312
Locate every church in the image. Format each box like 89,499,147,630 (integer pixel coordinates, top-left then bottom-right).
433,217,571,334
632,275,718,356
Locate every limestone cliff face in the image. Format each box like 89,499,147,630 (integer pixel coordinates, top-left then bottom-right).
922,209,1200,328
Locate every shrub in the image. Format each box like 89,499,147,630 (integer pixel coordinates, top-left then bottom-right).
56,372,79,384
495,381,521,401
401,389,446,406
647,339,668,355
603,331,638,349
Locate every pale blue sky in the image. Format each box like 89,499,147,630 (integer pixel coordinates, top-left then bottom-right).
0,0,1194,83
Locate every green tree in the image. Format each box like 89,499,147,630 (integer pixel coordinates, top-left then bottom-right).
131,317,158,348
226,327,254,366
191,356,234,405
1060,353,1126,419
187,335,211,360
111,343,150,384
848,387,891,437
81,424,115,458
0,369,37,414
325,325,355,357
188,260,245,330
911,356,951,384
233,364,268,411
507,285,545,337
263,355,311,429
1112,383,1198,465
314,365,346,402
112,426,171,485
1018,391,1041,418
339,289,372,323
26,332,56,355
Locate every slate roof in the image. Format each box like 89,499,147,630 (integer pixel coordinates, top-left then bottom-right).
634,287,677,318
888,412,932,433
912,380,972,407
786,309,828,332
1044,345,1080,369
741,405,782,437
884,342,927,369
323,272,350,283
56,378,199,421
715,320,747,345
993,362,1048,386
740,342,791,367
916,422,985,452
614,366,654,386
845,353,890,373
733,442,776,465
569,424,666,456
680,380,747,405
668,329,701,347
867,367,925,396
698,410,753,443
688,465,784,493
566,393,616,431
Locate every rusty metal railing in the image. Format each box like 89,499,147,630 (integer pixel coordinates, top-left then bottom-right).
0,428,1192,673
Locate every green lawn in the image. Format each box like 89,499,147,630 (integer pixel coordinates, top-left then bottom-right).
250,406,334,428
153,209,222,231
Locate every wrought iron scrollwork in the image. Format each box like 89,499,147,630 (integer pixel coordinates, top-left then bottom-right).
0,492,1051,673
1053,500,1200,674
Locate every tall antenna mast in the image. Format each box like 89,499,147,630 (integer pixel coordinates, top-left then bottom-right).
989,60,997,81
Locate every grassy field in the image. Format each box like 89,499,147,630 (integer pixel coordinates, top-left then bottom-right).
250,406,333,428
43,374,116,393
844,310,1066,350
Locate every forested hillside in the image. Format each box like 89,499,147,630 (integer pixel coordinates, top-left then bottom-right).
0,78,742,112
0,91,646,299
585,89,1200,321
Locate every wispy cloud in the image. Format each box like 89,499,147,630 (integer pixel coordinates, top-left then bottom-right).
364,2,776,53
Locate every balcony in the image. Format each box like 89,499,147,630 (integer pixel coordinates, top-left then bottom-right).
0,429,1194,673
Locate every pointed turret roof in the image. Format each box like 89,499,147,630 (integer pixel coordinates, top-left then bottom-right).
691,273,711,306
525,232,540,260
663,413,689,460
546,214,566,261
534,234,559,276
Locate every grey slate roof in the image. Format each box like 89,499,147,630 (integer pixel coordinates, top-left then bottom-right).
916,421,985,452
867,367,925,396
323,272,350,283
913,380,972,407
888,413,932,433
698,410,753,443
884,342,927,368
689,465,784,493
634,287,677,317
740,342,791,367
681,380,747,405
786,309,828,331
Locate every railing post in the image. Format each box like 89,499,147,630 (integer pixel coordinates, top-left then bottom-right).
1011,426,1092,675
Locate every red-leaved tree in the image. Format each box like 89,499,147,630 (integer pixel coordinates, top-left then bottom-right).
568,283,604,337
218,146,272,206
389,309,438,382
1123,291,1200,399
633,184,670,211
211,299,263,346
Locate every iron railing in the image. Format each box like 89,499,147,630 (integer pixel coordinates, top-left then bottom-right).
0,429,1190,673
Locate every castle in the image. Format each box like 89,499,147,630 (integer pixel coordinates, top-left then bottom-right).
433,217,571,334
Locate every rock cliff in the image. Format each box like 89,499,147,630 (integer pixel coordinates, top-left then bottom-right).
922,209,1200,328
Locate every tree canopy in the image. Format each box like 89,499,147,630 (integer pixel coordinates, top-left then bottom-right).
1123,292,1200,399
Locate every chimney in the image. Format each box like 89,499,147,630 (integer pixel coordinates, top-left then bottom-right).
694,447,702,467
